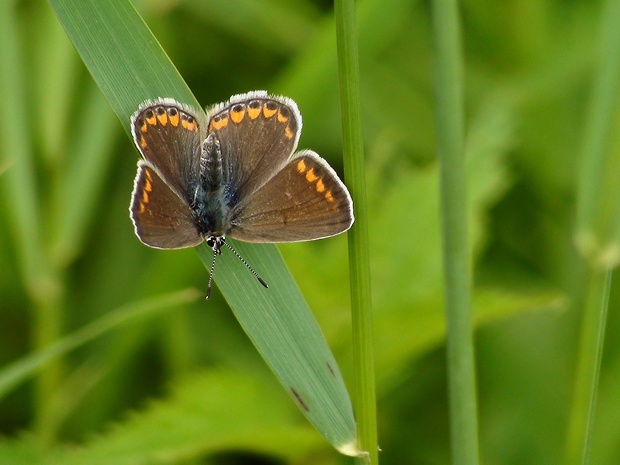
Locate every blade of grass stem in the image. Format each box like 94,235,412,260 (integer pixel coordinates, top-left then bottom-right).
35,5,77,166
0,2,47,310
574,0,620,267
334,0,376,462
569,1,620,463
565,269,611,465
51,86,119,266
0,0,65,440
430,1,481,465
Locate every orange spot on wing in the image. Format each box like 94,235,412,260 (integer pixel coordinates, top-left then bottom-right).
146,114,157,126
325,191,334,203
247,106,261,119
139,135,147,149
231,108,245,123
210,116,229,131
262,105,277,118
305,168,319,183
296,160,307,173
142,170,153,204
277,111,289,123
284,125,294,140
169,113,180,126
157,112,168,126
182,118,198,132
316,179,325,192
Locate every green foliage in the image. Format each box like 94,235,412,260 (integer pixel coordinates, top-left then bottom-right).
65,370,324,465
0,0,618,464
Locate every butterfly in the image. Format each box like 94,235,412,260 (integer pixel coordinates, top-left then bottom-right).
129,91,354,297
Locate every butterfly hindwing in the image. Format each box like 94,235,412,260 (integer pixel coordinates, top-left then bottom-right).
130,161,202,249
228,150,354,243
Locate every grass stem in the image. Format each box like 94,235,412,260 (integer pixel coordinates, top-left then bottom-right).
431,1,481,464
334,0,377,462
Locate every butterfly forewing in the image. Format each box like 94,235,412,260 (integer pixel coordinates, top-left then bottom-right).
130,161,202,249
207,91,301,202
229,150,354,243
131,99,203,199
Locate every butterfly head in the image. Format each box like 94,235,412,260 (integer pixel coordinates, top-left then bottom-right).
204,235,268,299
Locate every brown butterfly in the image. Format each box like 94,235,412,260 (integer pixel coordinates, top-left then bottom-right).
129,91,353,297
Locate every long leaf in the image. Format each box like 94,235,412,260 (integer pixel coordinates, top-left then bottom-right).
49,0,358,454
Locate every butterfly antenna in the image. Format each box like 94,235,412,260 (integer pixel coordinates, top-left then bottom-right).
222,240,269,289
206,247,218,300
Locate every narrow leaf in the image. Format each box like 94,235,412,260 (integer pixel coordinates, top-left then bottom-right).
49,0,358,453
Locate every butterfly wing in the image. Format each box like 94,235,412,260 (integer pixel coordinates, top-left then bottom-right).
206,91,301,202
130,160,203,249
131,98,204,200
228,150,354,242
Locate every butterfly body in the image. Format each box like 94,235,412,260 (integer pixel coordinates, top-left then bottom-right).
189,134,231,239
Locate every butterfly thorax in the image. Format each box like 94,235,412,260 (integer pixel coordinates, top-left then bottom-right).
189,134,232,238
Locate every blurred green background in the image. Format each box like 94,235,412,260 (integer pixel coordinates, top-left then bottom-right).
1,0,619,464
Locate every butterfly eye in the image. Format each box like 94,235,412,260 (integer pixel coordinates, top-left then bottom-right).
206,237,215,247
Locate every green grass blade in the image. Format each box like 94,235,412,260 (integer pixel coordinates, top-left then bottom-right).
0,289,199,400
50,0,358,453
568,1,620,464
196,242,359,454
49,0,197,121
334,0,377,462
431,1,481,464
34,7,77,166
50,87,119,266
565,269,611,465
0,0,65,436
0,1,46,302
574,0,620,267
